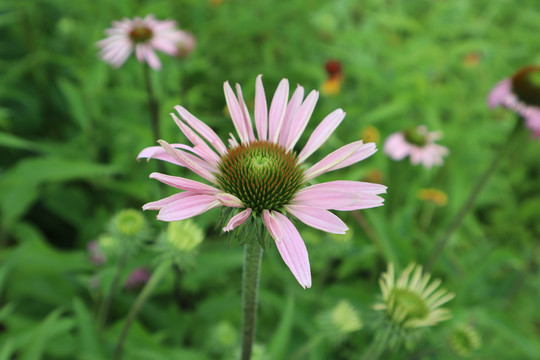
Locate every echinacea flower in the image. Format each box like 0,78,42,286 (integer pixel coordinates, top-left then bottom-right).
373,263,455,329
97,15,189,70
384,126,449,168
138,75,387,288
488,65,540,137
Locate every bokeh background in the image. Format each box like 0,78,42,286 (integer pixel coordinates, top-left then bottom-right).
1,0,540,359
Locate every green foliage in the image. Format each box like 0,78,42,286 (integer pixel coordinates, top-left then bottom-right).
1,0,540,359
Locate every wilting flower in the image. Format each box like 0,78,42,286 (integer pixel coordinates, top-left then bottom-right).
488,65,540,137
321,60,344,96
97,15,189,70
138,75,386,288
384,126,449,168
374,263,455,329
418,188,448,207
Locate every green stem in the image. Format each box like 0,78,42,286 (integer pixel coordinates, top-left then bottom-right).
426,121,524,271
289,334,324,360
142,64,160,141
240,239,263,360
113,261,171,360
98,252,128,329
360,326,391,360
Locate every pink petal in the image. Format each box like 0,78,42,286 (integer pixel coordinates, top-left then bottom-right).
235,83,256,142
223,208,252,232
157,194,221,221
264,211,311,288
285,90,319,152
137,145,182,166
224,81,248,143
174,105,227,156
149,172,220,194
327,142,377,172
278,85,305,147
142,192,193,210
285,205,348,234
487,78,512,108
333,194,386,211
303,140,372,182
262,210,283,242
268,79,290,143
300,180,387,195
158,140,217,184
215,193,243,207
170,113,220,165
255,75,268,141
298,109,345,163
292,189,363,209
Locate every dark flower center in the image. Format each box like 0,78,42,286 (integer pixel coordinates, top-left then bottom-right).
403,127,427,147
216,141,304,214
129,26,153,43
512,65,540,107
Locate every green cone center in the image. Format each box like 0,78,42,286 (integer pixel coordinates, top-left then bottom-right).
216,141,304,214
512,65,540,107
391,288,429,320
404,128,427,147
129,26,153,43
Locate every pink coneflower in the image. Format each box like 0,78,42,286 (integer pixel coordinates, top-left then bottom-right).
97,15,189,70
138,75,386,288
488,65,540,137
384,126,448,168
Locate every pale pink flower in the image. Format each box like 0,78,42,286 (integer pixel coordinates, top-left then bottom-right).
176,32,196,58
97,15,189,70
384,126,448,168
488,65,540,138
124,267,151,291
138,76,386,288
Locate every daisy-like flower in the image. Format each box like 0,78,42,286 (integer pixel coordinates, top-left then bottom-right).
97,15,189,70
138,75,387,288
488,65,540,137
373,263,455,329
384,125,449,168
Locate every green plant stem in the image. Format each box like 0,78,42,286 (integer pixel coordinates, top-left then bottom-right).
289,334,324,360
360,328,390,360
98,252,128,329
426,121,524,271
113,261,171,360
240,239,263,360
142,64,160,141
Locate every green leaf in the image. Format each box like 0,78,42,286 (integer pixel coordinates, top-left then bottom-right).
267,296,295,360
0,131,39,151
73,298,104,357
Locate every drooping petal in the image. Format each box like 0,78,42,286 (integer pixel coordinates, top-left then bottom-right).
267,211,312,289
487,78,512,108
224,81,249,143
285,90,319,152
158,140,217,184
235,83,256,142
157,194,221,221
215,193,243,207
142,192,194,211
149,172,220,194
268,79,290,143
174,105,227,156
170,113,220,165
299,180,387,195
262,210,283,242
137,145,183,165
291,189,362,209
298,109,345,163
255,75,268,141
303,140,371,182
223,208,252,232
285,205,348,234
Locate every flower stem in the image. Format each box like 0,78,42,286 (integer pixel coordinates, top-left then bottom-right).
98,252,127,329
426,121,524,271
113,261,170,360
142,63,160,141
240,239,263,360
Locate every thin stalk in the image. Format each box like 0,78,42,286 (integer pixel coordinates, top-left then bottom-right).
360,325,392,360
426,121,524,271
289,334,324,360
142,64,160,141
98,252,128,329
240,239,263,360
113,261,171,360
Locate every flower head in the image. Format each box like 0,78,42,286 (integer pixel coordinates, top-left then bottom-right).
448,324,482,357
123,267,151,291
488,65,540,137
384,126,448,168
138,75,387,288
97,15,190,70
318,299,363,343
374,263,455,329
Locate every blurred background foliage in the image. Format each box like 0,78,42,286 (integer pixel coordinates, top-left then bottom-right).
1,0,540,359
